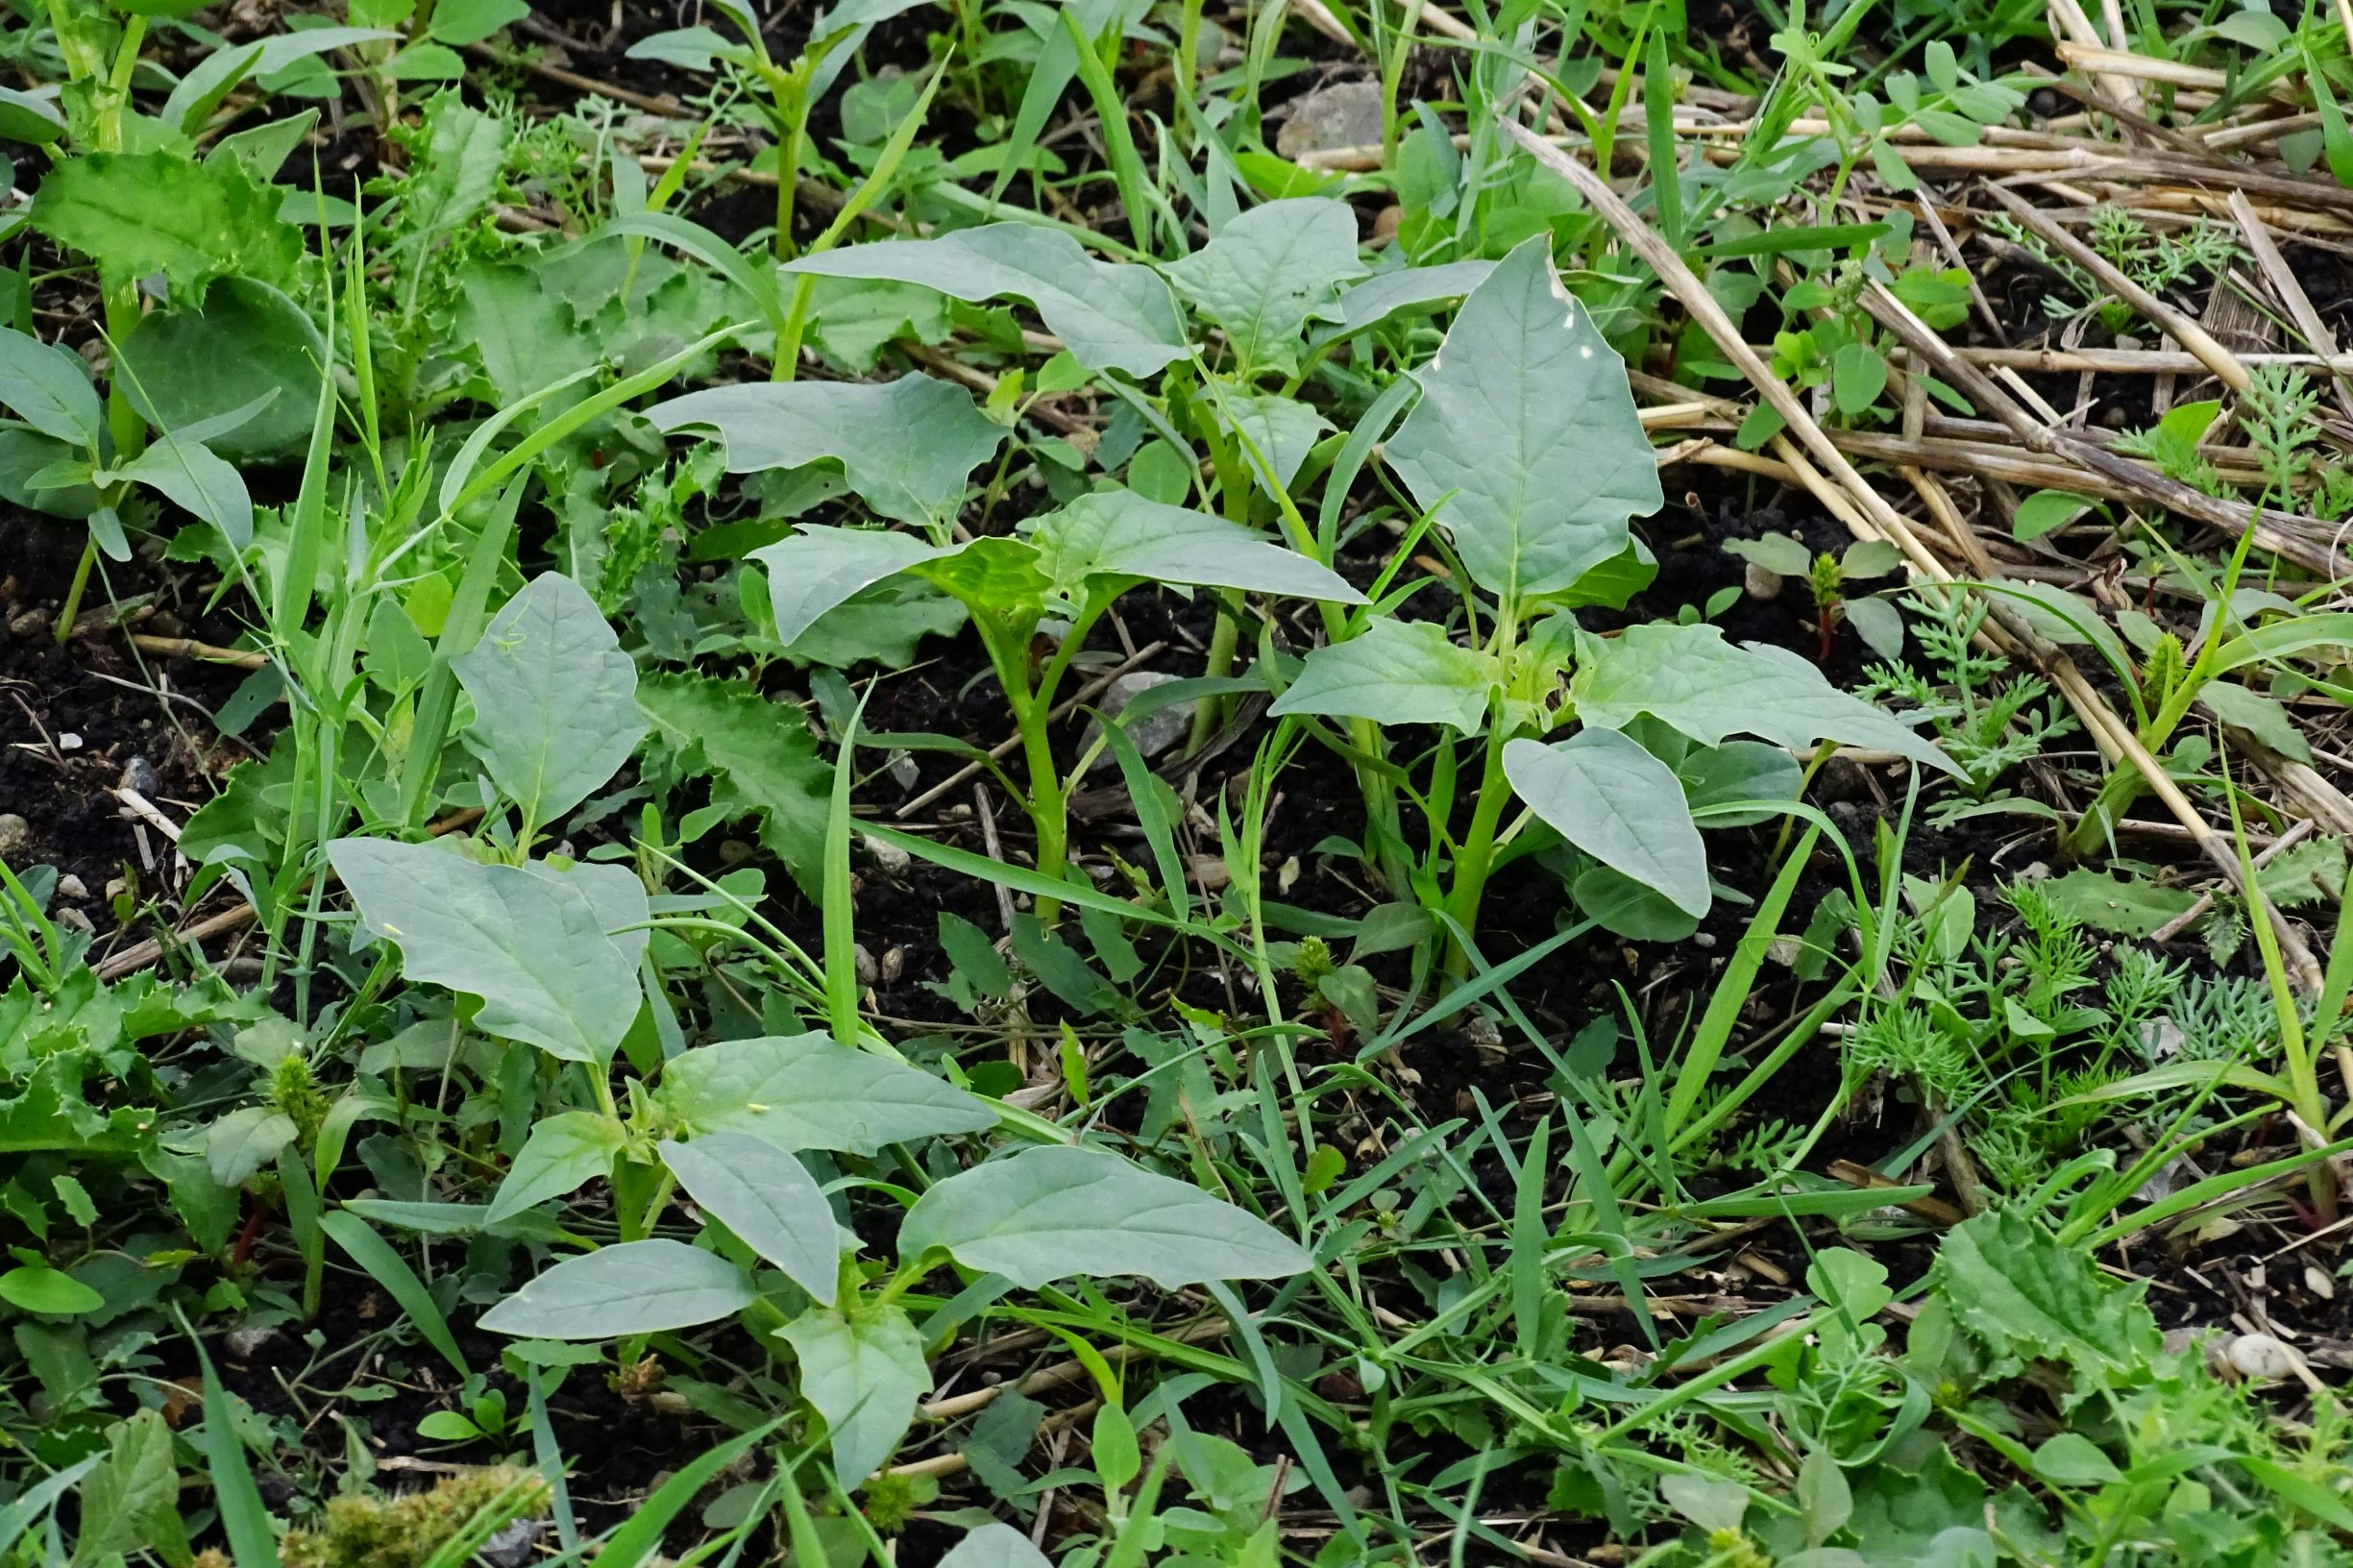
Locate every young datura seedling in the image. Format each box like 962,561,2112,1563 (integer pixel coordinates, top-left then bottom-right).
1722,530,1906,663
327,840,1309,1487
1264,240,1956,956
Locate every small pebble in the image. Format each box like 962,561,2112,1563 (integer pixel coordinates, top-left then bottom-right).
2307,1265,2335,1301
862,832,910,873
56,732,82,751
852,943,878,987
879,945,905,985
7,609,43,639
2226,1332,2297,1383
888,751,920,792
1743,560,1782,600
1765,935,1804,968
55,908,92,934
118,755,160,795
0,814,26,856
225,1325,280,1360
56,874,86,900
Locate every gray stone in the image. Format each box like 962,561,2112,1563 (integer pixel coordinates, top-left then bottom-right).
1274,80,1385,158
1084,671,1196,770
0,814,25,856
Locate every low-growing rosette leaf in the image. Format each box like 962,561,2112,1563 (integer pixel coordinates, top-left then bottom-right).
645,377,1006,527
652,1033,996,1155
326,841,650,1064
898,1144,1312,1288
1271,619,1499,732
636,673,832,896
1384,235,1662,600
659,1134,843,1306
453,573,649,828
479,1239,756,1338
30,152,303,298
778,225,1187,377
1504,730,1709,917
1571,623,1955,772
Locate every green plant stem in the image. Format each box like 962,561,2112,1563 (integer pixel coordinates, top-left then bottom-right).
1439,731,1515,979
52,536,96,645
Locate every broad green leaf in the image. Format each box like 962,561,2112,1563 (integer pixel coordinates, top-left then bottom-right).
898,1144,1311,1288
1830,340,1886,414
914,535,1052,619
1270,619,1498,732
108,436,254,551
777,1303,928,1482
1723,532,1813,577
0,1265,103,1316
1320,258,1495,336
2198,679,2311,763
71,1410,184,1568
453,573,649,826
660,1135,842,1306
398,92,511,241
637,673,831,896
115,279,324,460
1507,730,1709,915
1164,197,1364,373
2034,868,2196,938
206,1107,298,1187
647,377,1006,527
750,526,951,647
1029,490,1364,604
1680,740,1802,827
1570,624,1954,772
0,329,99,447
1931,1210,2162,1393
1216,391,1329,493
485,1111,625,1223
779,225,1187,377
2014,481,2088,540
428,0,530,43
159,27,398,134
0,86,63,145
938,1524,1056,1568
652,1032,996,1155
1385,235,1662,599
31,153,300,296
326,840,650,1063
479,1239,755,1338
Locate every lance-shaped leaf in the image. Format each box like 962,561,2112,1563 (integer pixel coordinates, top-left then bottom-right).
1029,490,1364,604
646,377,1005,527
779,225,1187,378
327,841,650,1063
109,436,254,551
898,1144,1312,1288
1164,198,1365,373
1504,730,1709,917
750,527,953,647
479,1239,755,1338
652,1032,996,1154
1385,235,1661,599
1570,623,1956,772
0,328,100,447
660,1135,843,1307
453,573,648,826
777,1304,929,1481
1318,258,1496,338
1271,619,1498,732
486,1111,626,1224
